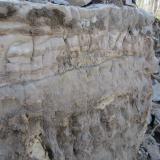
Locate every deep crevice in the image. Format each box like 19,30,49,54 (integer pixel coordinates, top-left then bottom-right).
45,145,54,160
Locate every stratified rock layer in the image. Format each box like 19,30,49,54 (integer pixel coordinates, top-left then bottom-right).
0,2,157,160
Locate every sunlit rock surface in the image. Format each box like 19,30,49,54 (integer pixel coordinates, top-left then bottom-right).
67,0,92,6
137,19,160,160
0,2,157,160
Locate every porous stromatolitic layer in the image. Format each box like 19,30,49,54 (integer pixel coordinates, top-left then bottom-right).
0,2,157,160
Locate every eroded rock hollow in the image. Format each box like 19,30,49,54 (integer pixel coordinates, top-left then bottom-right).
0,2,157,160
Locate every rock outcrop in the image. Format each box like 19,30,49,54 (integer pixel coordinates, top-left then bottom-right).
67,0,92,6
138,18,160,160
0,1,157,160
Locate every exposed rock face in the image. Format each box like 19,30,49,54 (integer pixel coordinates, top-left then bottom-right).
52,0,69,5
154,18,160,57
137,18,160,160
0,2,157,160
67,0,92,6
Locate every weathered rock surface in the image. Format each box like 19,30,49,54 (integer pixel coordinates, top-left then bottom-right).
154,18,160,57
0,2,157,160
52,0,69,5
67,0,92,6
137,18,160,160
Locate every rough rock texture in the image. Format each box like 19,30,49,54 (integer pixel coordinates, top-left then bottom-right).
154,18,160,57
0,2,157,160
67,0,92,6
137,18,160,160
52,0,69,5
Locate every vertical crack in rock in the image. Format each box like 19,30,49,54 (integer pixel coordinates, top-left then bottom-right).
39,133,54,160
31,35,35,62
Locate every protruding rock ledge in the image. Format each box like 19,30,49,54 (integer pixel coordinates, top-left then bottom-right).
0,1,154,33
0,1,156,86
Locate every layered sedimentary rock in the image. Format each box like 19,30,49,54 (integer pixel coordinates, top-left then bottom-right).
0,2,157,160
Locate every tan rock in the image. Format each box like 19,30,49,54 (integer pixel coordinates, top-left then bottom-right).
0,2,156,160
67,0,92,6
